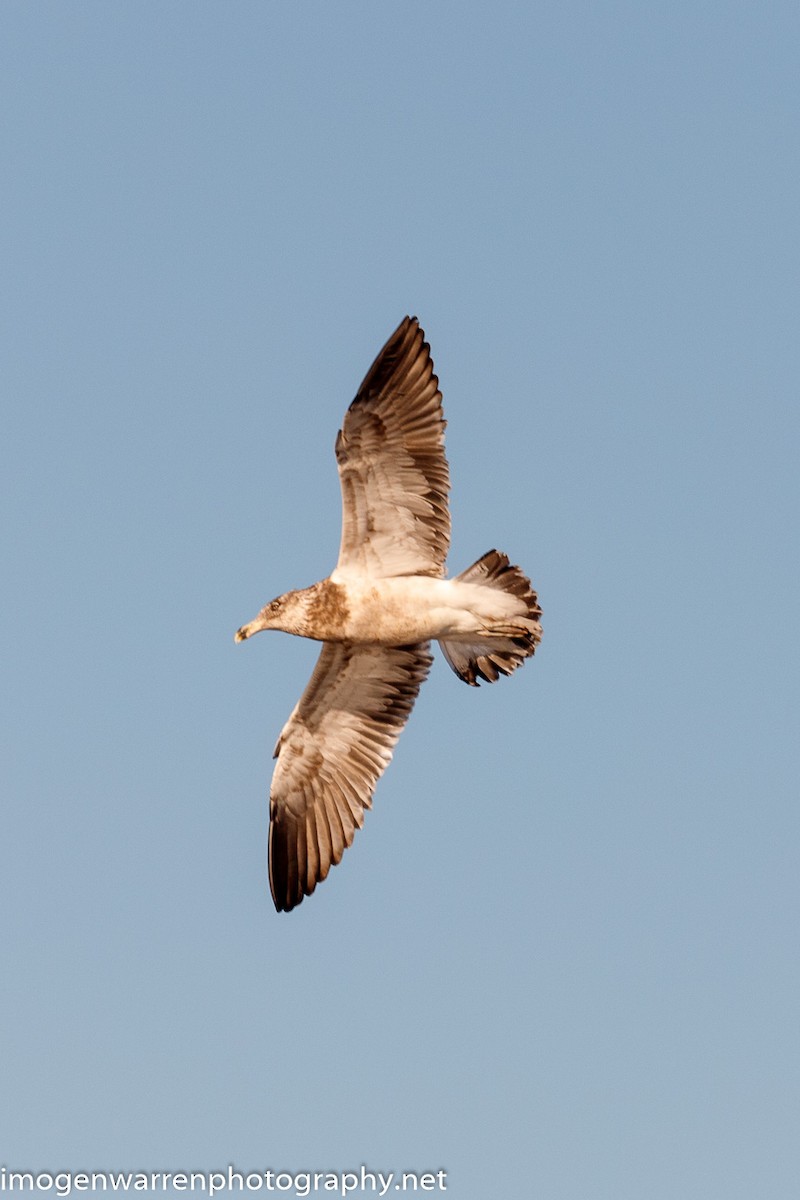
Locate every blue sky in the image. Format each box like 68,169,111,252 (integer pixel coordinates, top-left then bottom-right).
2,3,799,1198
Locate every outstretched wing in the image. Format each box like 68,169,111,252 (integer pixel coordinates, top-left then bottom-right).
268,640,433,912
332,316,450,580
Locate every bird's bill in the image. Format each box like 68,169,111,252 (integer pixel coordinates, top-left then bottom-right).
234,617,262,642
235,604,279,643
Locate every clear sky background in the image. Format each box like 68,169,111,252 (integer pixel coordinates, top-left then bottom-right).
3,4,799,1198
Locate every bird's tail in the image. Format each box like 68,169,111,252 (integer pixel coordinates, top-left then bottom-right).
438,550,542,686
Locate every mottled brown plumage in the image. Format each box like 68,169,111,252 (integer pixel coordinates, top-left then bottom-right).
235,317,542,912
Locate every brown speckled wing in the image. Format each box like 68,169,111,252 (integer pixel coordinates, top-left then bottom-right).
333,317,451,580
268,640,433,912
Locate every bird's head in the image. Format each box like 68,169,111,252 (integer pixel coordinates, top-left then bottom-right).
234,590,309,642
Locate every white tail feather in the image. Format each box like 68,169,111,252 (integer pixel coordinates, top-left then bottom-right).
438,550,542,686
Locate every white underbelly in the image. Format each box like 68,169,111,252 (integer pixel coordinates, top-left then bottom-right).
337,576,521,644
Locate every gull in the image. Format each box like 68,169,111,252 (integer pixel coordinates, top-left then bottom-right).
235,317,542,912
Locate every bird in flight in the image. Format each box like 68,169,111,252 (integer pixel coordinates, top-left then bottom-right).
235,317,542,912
